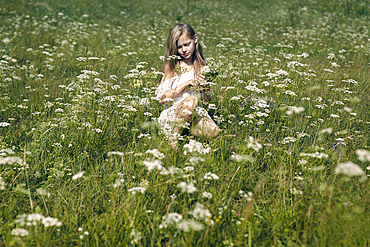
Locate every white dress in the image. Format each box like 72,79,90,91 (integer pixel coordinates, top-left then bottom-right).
155,68,212,136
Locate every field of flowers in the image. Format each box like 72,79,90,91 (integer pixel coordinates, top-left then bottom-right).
1,0,370,245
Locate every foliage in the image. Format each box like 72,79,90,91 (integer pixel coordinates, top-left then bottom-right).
1,0,370,245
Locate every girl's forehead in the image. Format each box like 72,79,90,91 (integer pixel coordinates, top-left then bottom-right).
177,34,192,45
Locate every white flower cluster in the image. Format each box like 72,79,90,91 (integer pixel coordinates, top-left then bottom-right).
356,149,370,162
159,203,211,232
335,161,364,177
246,136,263,152
14,213,62,228
300,152,328,159
128,187,147,194
286,106,305,115
145,149,165,159
183,140,211,155
177,181,197,193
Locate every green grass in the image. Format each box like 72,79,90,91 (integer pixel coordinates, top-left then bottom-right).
1,0,370,246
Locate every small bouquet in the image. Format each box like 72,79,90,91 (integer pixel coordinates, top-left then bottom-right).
201,65,219,84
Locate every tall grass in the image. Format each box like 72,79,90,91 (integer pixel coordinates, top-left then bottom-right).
1,0,370,245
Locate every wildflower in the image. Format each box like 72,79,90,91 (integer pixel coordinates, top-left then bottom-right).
113,179,124,188
177,181,197,193
300,152,328,159
189,203,212,220
36,188,50,197
0,122,10,127
42,217,62,227
239,190,253,201
143,159,163,171
335,161,364,177
204,172,219,180
177,219,205,232
183,166,195,172
130,229,142,244
286,106,304,115
128,187,146,194
159,213,183,228
0,156,23,165
290,188,303,195
0,176,5,190
320,128,332,134
145,149,165,159
11,228,29,237
183,140,211,155
246,136,262,152
281,137,296,144
107,151,124,157
72,171,85,180
230,154,255,163
189,156,205,164
356,150,370,162
202,191,212,199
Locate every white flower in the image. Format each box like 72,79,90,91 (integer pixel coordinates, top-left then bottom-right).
204,172,219,180
145,149,165,159
246,136,262,152
335,161,364,177
107,151,124,157
0,156,23,165
128,187,146,194
42,217,62,227
300,152,328,159
189,156,205,164
320,128,332,134
36,188,50,197
189,203,212,220
0,122,10,127
183,140,211,155
143,159,163,171
356,150,370,162
202,191,213,199
11,228,29,236
183,166,195,172
239,190,253,201
230,154,255,163
159,213,183,228
286,106,305,115
130,229,142,244
290,188,303,195
177,220,205,232
0,176,5,190
72,171,85,180
177,181,197,193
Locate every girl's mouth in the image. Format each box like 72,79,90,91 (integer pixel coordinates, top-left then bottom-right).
183,52,189,57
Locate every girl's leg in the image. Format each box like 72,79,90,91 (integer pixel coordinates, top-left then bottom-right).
191,117,220,138
173,95,198,134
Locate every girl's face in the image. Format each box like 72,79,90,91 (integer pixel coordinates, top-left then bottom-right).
176,34,198,62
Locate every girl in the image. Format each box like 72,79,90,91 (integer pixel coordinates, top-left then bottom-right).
156,23,219,143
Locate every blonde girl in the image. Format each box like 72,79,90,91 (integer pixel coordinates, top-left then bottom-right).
156,23,219,142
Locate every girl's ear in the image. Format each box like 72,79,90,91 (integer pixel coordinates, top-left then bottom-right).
194,34,198,44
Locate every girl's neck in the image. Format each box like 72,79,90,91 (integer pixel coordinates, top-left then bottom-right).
180,60,194,72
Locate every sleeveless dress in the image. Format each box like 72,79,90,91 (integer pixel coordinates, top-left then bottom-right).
155,67,212,137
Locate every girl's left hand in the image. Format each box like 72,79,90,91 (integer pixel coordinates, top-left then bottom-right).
196,75,207,86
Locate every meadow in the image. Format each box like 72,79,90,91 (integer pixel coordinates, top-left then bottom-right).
1,0,370,245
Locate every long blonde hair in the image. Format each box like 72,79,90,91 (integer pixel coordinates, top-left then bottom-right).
158,24,206,86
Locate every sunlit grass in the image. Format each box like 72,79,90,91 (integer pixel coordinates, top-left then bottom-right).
1,0,370,246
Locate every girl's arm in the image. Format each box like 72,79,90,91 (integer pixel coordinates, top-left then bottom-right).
159,78,197,105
